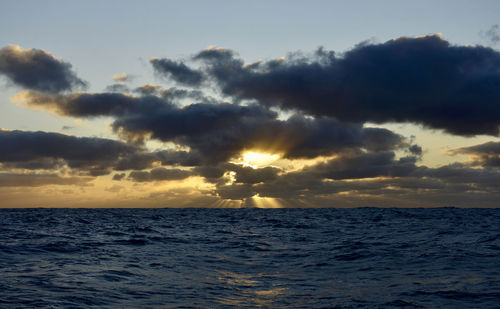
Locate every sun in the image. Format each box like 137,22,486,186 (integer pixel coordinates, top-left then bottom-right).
241,151,280,168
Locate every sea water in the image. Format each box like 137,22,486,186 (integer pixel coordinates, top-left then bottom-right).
1,208,499,308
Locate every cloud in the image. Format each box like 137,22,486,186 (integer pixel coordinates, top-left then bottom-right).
481,24,500,46
20,90,409,164
414,163,500,189
0,173,92,187
128,167,192,182
112,73,131,82
197,163,281,186
133,84,207,102
196,35,500,136
215,183,254,200
112,173,126,181
0,129,139,175
0,129,204,179
245,158,500,202
115,150,202,170
208,150,421,200
408,144,423,156
449,141,500,167
134,84,164,96
0,45,86,92
192,165,226,182
225,163,281,184
105,185,124,193
105,83,130,93
8,38,500,207
1,158,66,170
151,58,204,86
303,151,418,180
193,48,244,83
16,91,169,118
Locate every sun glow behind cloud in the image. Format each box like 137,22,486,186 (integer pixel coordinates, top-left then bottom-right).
248,195,284,208
3,32,500,208
240,151,280,168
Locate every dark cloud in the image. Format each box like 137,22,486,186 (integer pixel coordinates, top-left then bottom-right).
5,40,500,207
304,151,418,180
114,151,162,171
193,48,244,83
192,165,226,182
151,58,204,86
197,36,500,136
22,90,409,163
21,91,170,118
133,84,207,103
192,163,281,187
1,158,65,171
245,158,500,201
0,130,138,175
128,167,192,182
21,91,269,161
0,45,86,92
412,163,500,191
408,144,423,156
208,151,421,200
112,107,406,163
0,129,203,178
454,141,500,155
154,150,202,166
112,173,126,181
0,173,92,187
225,163,281,184
216,183,254,200
362,127,406,153
450,141,500,167
193,48,240,65
115,150,202,170
111,102,276,162
208,147,500,202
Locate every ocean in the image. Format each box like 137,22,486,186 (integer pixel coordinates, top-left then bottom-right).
0,208,499,308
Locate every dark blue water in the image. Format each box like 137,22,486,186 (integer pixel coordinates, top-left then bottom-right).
1,208,499,308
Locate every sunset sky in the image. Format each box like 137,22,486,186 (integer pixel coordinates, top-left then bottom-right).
1,0,500,207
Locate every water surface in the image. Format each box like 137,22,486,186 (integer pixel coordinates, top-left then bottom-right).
1,208,499,308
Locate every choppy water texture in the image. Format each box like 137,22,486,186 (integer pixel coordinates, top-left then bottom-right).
1,208,500,308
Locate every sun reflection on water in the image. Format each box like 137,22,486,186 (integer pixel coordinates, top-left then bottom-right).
214,270,289,307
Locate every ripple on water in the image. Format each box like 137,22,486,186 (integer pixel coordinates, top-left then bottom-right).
0,208,499,307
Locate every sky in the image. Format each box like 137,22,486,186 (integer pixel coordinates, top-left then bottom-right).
1,0,500,208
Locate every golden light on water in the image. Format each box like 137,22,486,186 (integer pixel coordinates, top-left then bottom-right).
214,270,289,307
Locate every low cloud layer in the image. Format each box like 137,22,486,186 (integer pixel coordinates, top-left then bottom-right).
0,173,92,187
3,36,500,207
0,130,138,176
128,167,192,182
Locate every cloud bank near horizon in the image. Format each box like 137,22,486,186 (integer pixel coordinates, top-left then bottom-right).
2,35,500,207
